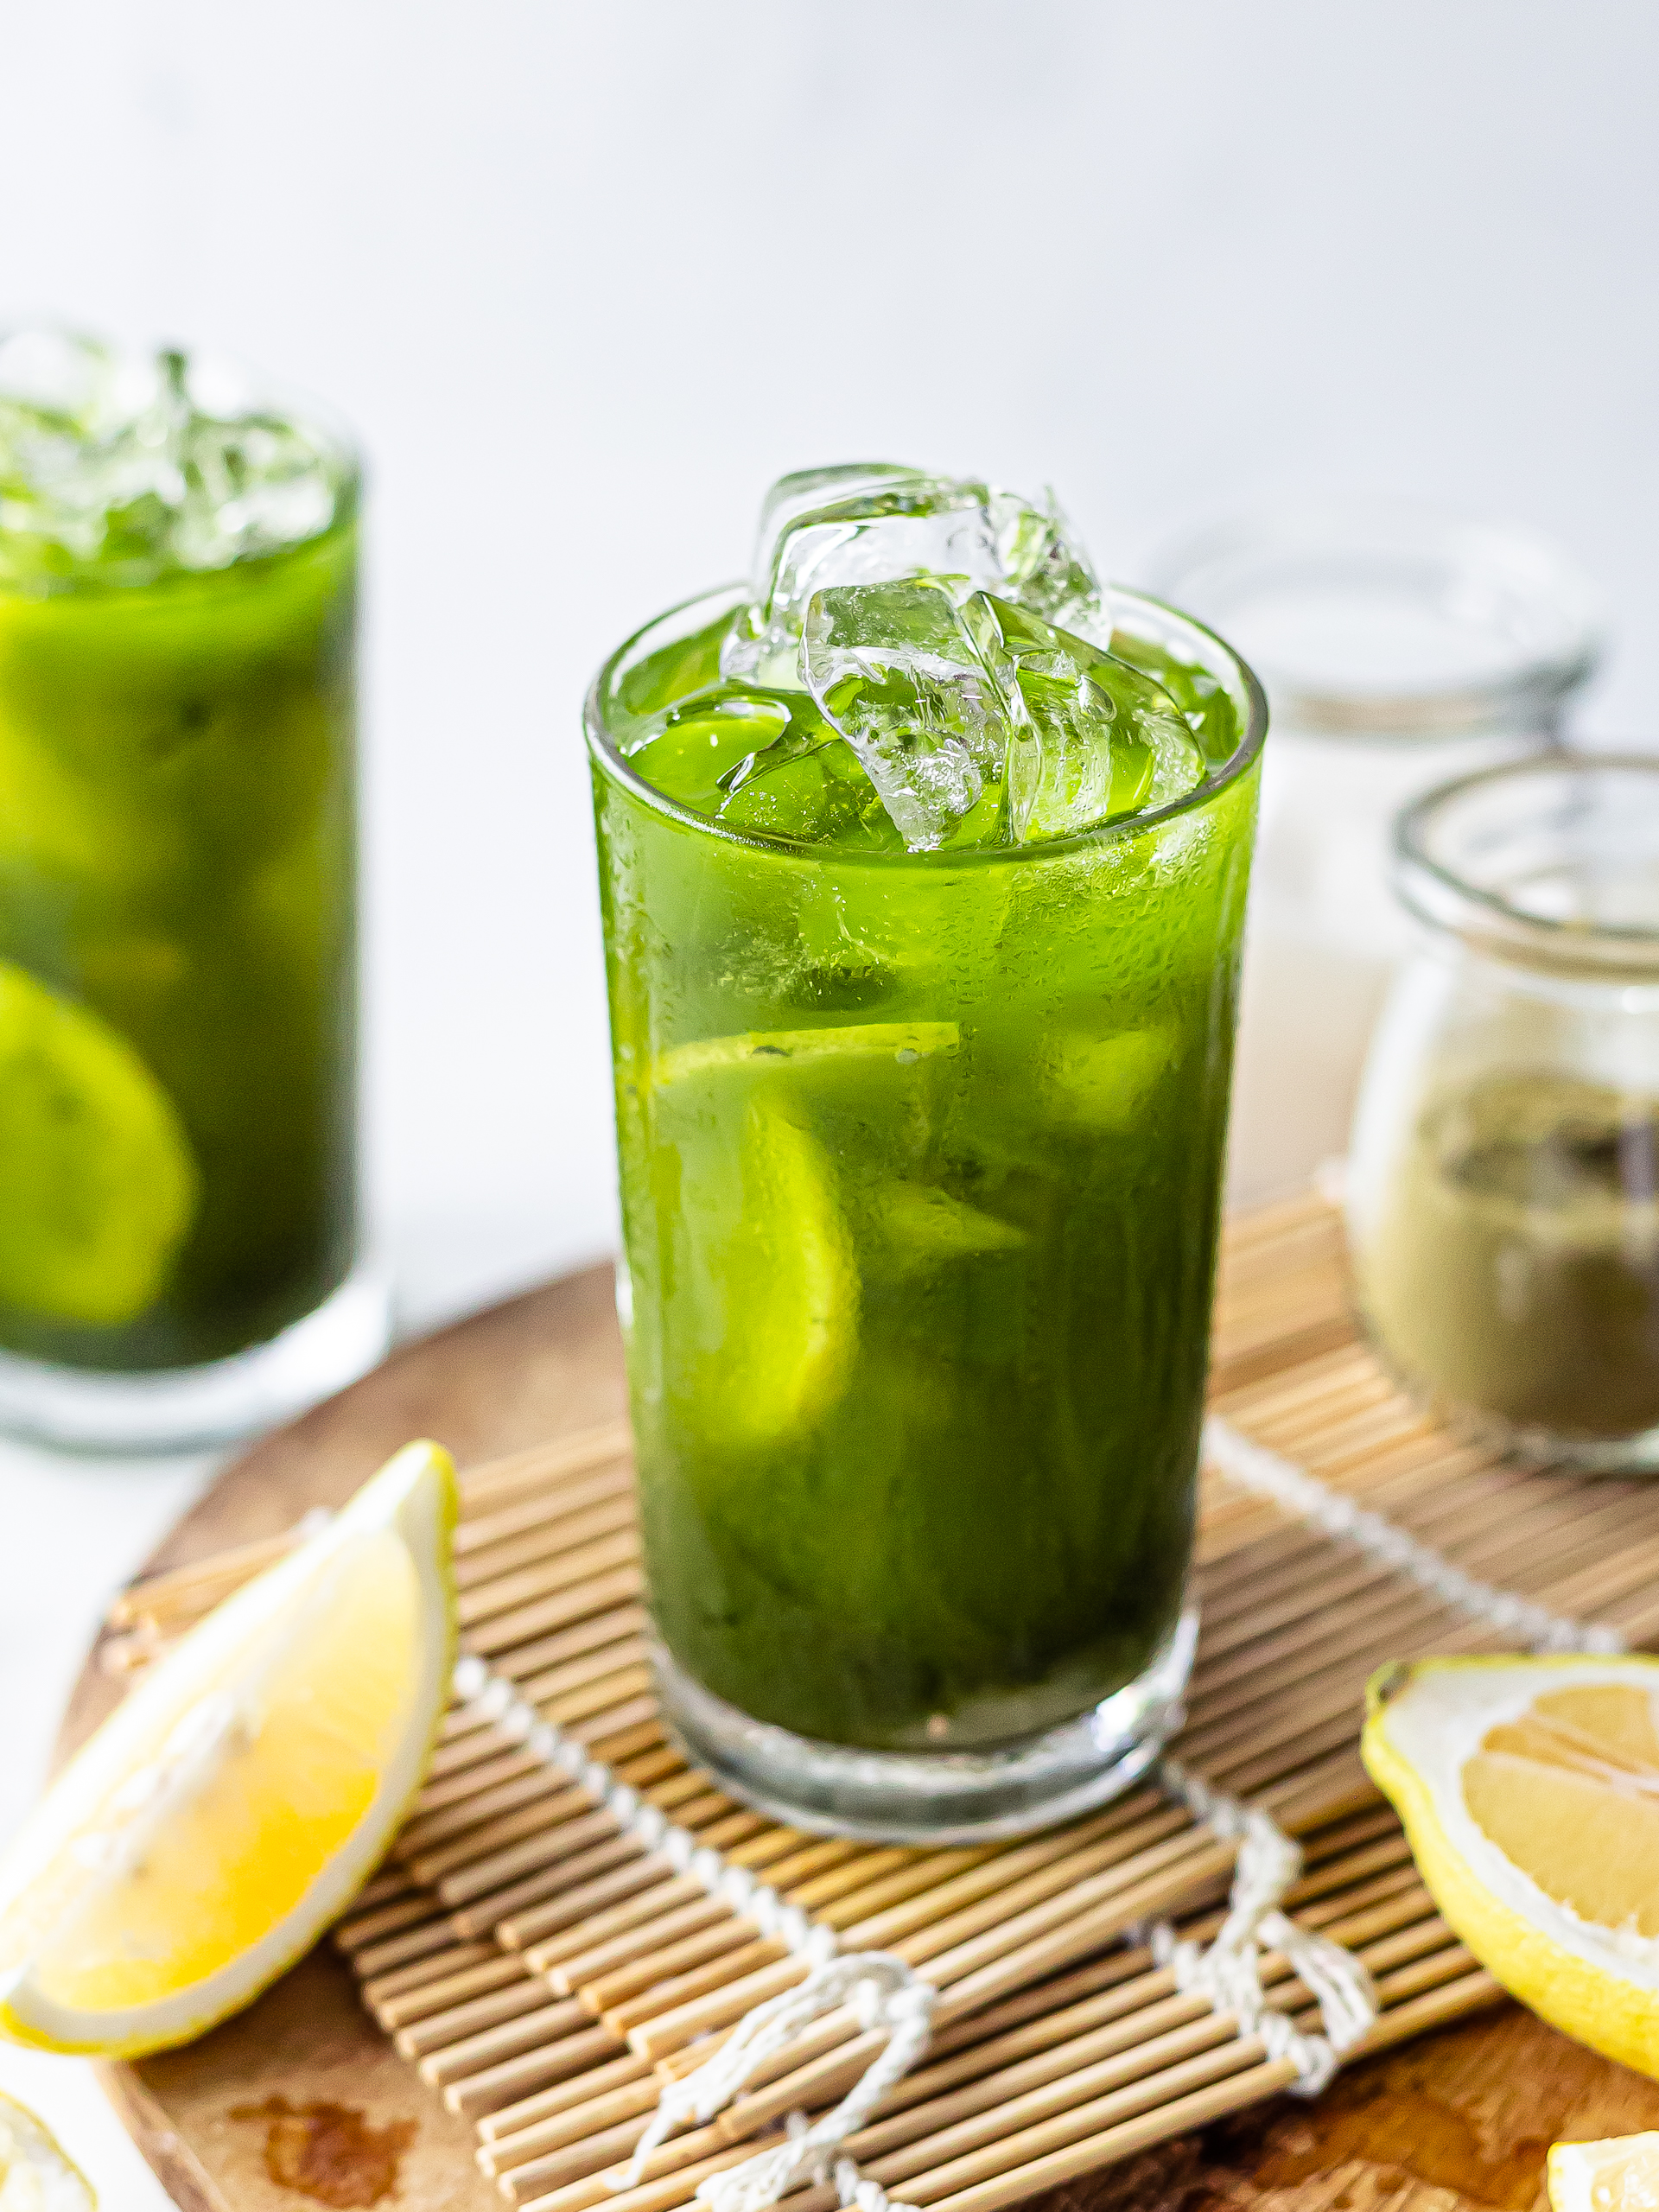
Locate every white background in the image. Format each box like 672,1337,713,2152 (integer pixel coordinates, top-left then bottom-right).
1,3,1656,2202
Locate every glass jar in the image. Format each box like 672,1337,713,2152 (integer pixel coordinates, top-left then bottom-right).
0,333,389,1450
588,582,1266,1841
1348,755,1659,1471
1151,505,1602,1204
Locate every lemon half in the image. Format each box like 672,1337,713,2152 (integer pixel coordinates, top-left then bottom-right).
0,1440,457,2057
1363,1653,1659,2078
0,2090,95,2211
1549,2133,1659,2212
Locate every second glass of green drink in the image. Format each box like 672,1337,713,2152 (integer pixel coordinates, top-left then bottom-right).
0,332,387,1451
588,468,1266,1840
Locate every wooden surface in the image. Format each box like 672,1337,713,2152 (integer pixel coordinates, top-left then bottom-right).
57,1259,1659,2212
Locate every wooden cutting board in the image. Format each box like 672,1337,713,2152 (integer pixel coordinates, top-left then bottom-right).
56,1264,1659,2212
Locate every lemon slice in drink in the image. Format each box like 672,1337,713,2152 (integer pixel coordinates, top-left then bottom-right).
1363,1654,1659,2077
684,1092,858,1452
0,2091,96,2210
1040,1028,1173,1130
652,1020,959,1091
0,959,197,1325
0,1441,456,2058
872,1184,1027,1268
1549,2133,1659,2212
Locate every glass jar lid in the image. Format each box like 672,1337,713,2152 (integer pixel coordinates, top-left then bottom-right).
1397,753,1659,980
1148,502,1602,741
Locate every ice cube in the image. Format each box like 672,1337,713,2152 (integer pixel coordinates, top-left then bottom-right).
723,464,929,686
0,331,347,589
992,488,1101,629
749,462,928,589
725,474,1006,690
974,594,1205,845
803,581,1014,851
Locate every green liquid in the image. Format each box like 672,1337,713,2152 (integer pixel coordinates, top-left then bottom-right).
591,594,1260,1753
0,520,358,1370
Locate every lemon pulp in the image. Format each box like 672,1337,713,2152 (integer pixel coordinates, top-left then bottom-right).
1465,1684,1659,1939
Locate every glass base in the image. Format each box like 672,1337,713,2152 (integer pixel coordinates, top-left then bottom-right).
0,1264,393,1455
1355,1317,1659,1476
1441,1397,1659,1476
654,1605,1198,1845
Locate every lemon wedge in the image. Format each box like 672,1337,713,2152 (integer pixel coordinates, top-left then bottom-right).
1549,2133,1659,2212
0,1440,456,2057
1363,1653,1659,2078
0,2089,95,2210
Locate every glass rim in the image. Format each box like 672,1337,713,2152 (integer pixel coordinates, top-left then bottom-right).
0,329,363,600
1395,750,1659,975
583,578,1268,868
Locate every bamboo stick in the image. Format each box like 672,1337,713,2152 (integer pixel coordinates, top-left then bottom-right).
362,1941,499,2011
460,1531,640,1633
108,1522,315,1629
487,1605,651,1687
396,1767,583,1866
397,1974,558,2061
457,1494,636,1593
447,2024,630,2119
459,1421,635,1512
375,1951,532,2033
456,1464,635,1561
464,1567,645,1659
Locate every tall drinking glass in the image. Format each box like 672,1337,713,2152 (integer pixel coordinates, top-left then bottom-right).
588,580,1265,1840
0,333,388,1450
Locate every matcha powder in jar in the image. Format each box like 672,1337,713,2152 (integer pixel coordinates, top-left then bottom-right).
1348,754,1659,1470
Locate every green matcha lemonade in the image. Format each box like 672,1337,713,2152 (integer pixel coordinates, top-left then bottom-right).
588,466,1266,1840
0,331,388,1450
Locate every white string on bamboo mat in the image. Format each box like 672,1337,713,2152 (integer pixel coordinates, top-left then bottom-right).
1201,1416,1628,1657
1138,1755,1375,2096
444,1418,1626,2208
448,1652,936,2212
1139,1414,1630,2099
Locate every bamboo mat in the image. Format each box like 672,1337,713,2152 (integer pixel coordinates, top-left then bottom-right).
108,1188,1659,2212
